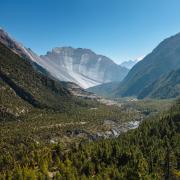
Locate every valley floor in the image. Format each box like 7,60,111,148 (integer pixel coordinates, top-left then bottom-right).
0,98,179,179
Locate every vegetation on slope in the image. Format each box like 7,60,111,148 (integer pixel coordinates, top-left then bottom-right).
87,82,120,97
138,69,180,99
114,33,180,98
0,30,179,179
0,42,95,117
0,99,179,179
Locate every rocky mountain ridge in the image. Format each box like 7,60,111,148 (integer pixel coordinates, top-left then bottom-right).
0,28,128,89
40,47,128,88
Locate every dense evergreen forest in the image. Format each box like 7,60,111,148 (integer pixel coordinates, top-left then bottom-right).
0,99,179,179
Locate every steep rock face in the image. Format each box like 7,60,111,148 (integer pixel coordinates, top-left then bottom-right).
40,47,128,88
114,33,180,97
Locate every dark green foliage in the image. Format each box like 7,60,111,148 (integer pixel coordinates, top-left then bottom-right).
0,100,179,179
0,41,95,114
0,70,41,107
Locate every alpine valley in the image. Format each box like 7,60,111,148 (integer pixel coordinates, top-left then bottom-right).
0,26,180,180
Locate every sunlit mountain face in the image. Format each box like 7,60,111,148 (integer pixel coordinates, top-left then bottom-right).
40,47,129,88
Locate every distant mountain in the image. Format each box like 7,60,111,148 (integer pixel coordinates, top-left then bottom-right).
40,47,129,88
113,32,180,98
86,82,120,97
138,68,180,99
120,60,138,69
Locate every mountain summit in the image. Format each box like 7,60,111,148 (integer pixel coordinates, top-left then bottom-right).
40,47,128,88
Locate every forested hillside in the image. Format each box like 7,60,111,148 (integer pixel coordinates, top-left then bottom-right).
114,33,180,98
0,99,179,179
138,69,180,99
0,41,92,119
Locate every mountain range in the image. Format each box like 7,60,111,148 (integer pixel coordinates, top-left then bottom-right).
1,28,180,100
0,28,128,89
89,33,180,99
113,33,180,98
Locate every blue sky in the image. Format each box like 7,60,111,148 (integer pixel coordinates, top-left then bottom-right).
1,0,180,63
